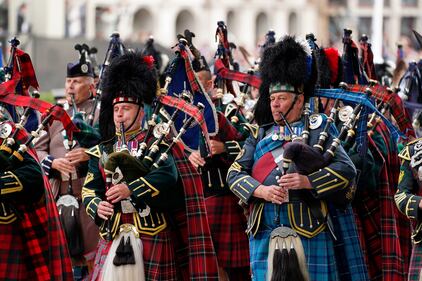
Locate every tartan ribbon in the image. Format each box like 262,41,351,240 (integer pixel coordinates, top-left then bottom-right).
359,41,376,80
72,112,101,148
13,48,39,93
166,44,218,150
0,75,79,141
347,84,415,138
214,59,262,89
315,88,402,138
343,39,366,84
160,95,211,149
179,46,201,93
214,22,236,96
315,88,403,156
41,105,79,141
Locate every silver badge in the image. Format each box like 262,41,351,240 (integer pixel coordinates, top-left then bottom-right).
139,205,151,218
338,106,353,123
153,122,169,139
56,194,79,209
309,114,323,130
272,134,279,141
81,63,88,73
112,167,124,185
0,123,12,139
121,199,136,214
415,140,422,152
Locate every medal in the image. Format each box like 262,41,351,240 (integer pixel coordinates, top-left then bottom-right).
272,134,279,141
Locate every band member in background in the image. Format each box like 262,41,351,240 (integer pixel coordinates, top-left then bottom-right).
35,46,99,281
395,139,422,281
188,52,251,280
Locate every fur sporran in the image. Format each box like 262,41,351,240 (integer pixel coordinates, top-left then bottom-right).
56,194,84,257
101,224,145,281
267,226,309,281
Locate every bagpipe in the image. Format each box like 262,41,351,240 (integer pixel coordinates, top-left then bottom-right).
0,38,79,168
213,22,262,124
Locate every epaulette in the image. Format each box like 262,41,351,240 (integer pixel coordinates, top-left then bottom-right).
399,138,422,161
398,145,411,161
85,145,101,158
224,103,237,118
242,123,259,139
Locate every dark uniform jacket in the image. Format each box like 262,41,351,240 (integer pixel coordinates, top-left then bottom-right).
396,138,422,243
82,132,184,239
227,114,357,238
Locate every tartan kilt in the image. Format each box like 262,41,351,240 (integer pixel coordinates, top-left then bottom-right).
91,226,179,281
329,204,369,281
352,136,406,281
0,222,30,280
409,242,422,281
205,194,250,268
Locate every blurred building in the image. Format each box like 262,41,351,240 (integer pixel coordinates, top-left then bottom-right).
2,0,422,89
5,0,422,54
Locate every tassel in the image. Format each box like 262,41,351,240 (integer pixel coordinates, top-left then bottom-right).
124,236,136,265
271,241,289,281
287,247,306,281
113,237,126,266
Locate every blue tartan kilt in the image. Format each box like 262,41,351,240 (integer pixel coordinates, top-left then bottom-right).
329,204,369,281
409,242,422,281
249,203,339,281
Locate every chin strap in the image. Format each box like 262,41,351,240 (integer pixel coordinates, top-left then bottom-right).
281,94,300,123
124,105,142,133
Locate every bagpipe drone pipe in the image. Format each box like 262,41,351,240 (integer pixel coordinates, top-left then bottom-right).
87,33,126,127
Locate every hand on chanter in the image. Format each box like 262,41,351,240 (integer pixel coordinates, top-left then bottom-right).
188,151,206,168
52,158,76,174
106,183,132,203
97,201,114,220
278,173,312,190
65,147,90,165
253,184,288,204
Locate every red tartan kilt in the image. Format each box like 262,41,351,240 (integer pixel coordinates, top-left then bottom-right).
141,229,179,280
0,222,29,280
353,195,382,280
205,194,250,267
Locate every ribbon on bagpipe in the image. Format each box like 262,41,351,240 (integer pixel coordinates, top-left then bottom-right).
214,58,262,89
165,44,218,151
0,73,79,140
359,37,377,81
214,21,236,96
13,48,39,93
5,46,40,132
160,95,211,148
314,88,403,156
342,30,367,85
348,84,415,138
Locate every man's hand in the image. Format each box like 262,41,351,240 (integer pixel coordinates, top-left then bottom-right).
188,151,206,168
97,201,114,220
106,183,132,203
210,140,226,155
278,173,312,190
65,147,90,165
253,184,288,204
51,158,76,174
